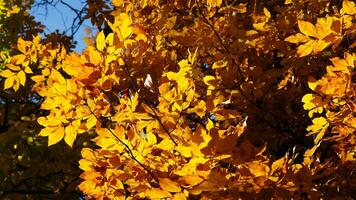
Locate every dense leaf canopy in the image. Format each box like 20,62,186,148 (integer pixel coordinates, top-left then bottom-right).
1,0,356,199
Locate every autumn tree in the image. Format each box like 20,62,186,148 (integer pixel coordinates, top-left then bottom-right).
1,0,356,199
0,1,85,199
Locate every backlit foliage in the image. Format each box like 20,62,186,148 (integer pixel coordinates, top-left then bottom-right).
0,1,83,199
1,0,356,199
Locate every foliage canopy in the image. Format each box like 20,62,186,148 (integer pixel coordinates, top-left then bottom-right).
1,0,356,199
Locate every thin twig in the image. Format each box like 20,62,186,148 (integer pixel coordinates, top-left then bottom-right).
83,97,159,183
121,60,178,146
195,0,245,82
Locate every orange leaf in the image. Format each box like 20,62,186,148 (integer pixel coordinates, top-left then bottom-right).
159,178,181,193
145,189,171,199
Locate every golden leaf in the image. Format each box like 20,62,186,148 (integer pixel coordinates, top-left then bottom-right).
145,189,172,199
285,33,311,43
96,31,106,51
172,193,187,200
247,161,270,177
4,75,15,90
48,126,65,146
312,117,328,125
206,0,222,7
6,64,21,71
203,75,217,89
297,40,317,57
0,69,15,78
271,157,285,175
212,60,228,69
112,0,124,7
263,8,271,18
159,178,181,193
298,20,317,37
17,37,27,53
165,16,177,29
342,0,356,15
17,70,26,86
301,94,316,110
277,70,293,89
285,0,293,4
176,145,192,158
64,125,77,147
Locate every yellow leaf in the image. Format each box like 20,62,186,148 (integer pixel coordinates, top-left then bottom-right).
345,52,355,68
145,189,171,199
191,100,206,118
271,157,285,174
312,117,328,125
188,48,198,65
253,22,267,31
180,175,204,186
129,93,139,112
206,118,214,131
24,66,33,74
285,33,310,43
297,40,316,57
342,0,356,15
17,38,27,53
33,34,41,45
263,8,271,18
159,178,181,193
80,148,95,161
64,125,77,147
106,33,114,46
4,76,15,90
212,60,228,69
304,143,321,166
112,0,124,7
31,75,45,83
277,70,292,89
312,39,330,54
17,70,26,86
96,31,106,51
298,20,317,37
117,13,133,39
39,127,56,137
38,117,62,127
145,132,157,146
203,75,216,87
87,47,102,66
0,69,15,78
78,159,92,171
301,94,316,110
206,0,222,7
49,69,66,84
172,193,187,200
156,139,175,151
6,64,21,71
314,128,326,144
176,145,192,158
247,161,270,177
6,5,20,17
13,78,20,91
165,16,177,29
175,157,209,176
330,57,349,72
307,76,317,90
48,126,65,146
